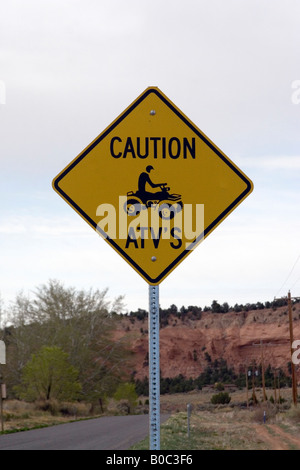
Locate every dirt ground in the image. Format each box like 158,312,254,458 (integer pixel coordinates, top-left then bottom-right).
253,423,300,450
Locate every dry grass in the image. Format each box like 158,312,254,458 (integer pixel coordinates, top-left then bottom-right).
159,386,293,413
2,399,94,432
132,387,300,450
1,397,146,433
131,408,271,450
131,404,300,450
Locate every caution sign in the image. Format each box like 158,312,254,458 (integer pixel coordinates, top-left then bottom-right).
52,87,253,284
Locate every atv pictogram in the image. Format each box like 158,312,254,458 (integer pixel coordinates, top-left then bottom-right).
124,166,183,220
124,183,183,220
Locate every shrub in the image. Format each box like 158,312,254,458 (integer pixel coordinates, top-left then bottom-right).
286,406,300,424
215,382,225,391
113,382,138,414
211,392,231,405
116,399,131,415
36,399,60,416
252,403,277,423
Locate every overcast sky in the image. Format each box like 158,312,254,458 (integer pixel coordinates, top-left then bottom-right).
1,0,300,313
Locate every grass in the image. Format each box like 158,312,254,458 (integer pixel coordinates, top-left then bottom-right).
131,387,300,450
131,408,269,450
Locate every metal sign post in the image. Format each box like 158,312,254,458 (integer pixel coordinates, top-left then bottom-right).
0,342,6,433
187,403,192,438
0,341,5,365
148,285,160,450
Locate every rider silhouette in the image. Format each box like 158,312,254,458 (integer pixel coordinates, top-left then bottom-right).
138,166,167,201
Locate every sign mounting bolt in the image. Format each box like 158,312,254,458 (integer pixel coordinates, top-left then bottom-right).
150,110,156,115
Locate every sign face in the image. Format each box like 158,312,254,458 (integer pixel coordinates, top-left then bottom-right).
53,87,253,285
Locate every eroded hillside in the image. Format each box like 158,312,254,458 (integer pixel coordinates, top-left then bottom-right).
114,304,300,380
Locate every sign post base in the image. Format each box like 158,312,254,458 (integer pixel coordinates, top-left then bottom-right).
148,285,160,450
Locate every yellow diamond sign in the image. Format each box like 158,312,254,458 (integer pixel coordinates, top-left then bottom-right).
52,87,253,285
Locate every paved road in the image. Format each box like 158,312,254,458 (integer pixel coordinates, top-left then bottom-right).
0,414,170,450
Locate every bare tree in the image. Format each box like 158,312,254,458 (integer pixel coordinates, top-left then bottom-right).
6,280,132,401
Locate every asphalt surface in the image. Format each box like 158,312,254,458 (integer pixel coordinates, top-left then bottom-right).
0,414,170,450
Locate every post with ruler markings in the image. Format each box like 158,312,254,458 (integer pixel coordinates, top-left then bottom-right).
288,291,298,406
148,285,160,450
187,403,192,438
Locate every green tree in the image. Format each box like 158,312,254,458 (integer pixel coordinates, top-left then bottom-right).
16,346,81,401
211,300,221,313
169,304,178,314
222,302,229,313
113,382,138,414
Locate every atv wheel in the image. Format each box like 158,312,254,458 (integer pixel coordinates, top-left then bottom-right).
174,201,183,213
125,199,141,216
158,203,175,220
